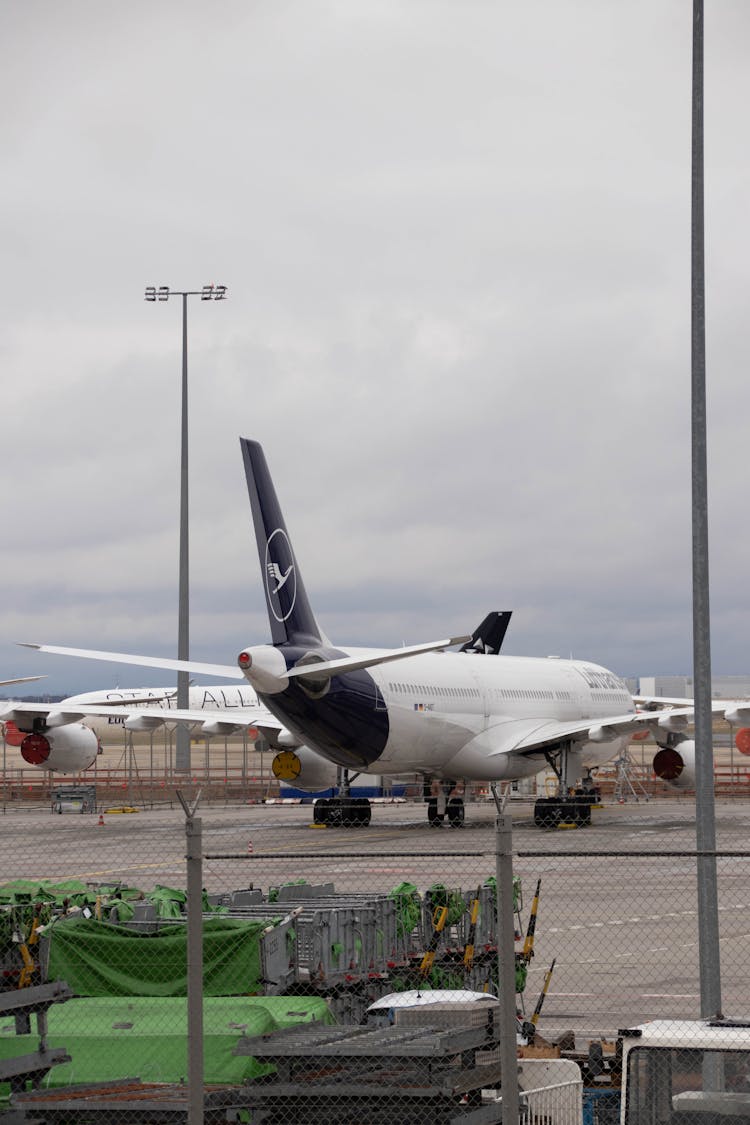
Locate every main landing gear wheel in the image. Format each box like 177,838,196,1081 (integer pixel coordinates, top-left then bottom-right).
533,797,591,829
447,797,465,828
427,796,464,827
427,799,444,827
313,797,371,828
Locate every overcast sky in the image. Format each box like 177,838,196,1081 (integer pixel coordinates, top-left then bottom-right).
2,1,749,695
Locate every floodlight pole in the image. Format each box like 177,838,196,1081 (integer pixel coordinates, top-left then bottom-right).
690,0,722,1019
145,285,228,774
177,789,203,1125
178,291,190,777
495,811,520,1122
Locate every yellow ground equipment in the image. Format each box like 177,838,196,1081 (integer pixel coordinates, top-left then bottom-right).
463,886,481,970
530,958,556,1027
522,878,541,962
419,904,449,977
17,910,42,989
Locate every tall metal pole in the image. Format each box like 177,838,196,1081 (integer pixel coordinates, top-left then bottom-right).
495,813,519,1122
176,294,191,774
177,790,204,1125
691,0,722,1019
145,285,227,775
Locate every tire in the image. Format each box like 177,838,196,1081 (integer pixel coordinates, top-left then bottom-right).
534,798,563,828
353,798,372,827
534,797,591,828
572,800,591,827
328,798,366,827
428,799,444,827
447,797,465,828
313,798,330,825
340,799,357,828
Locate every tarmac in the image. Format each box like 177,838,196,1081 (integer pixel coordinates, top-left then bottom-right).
2,794,750,1045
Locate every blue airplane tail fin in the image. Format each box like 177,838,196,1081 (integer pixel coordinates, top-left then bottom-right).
240,438,327,648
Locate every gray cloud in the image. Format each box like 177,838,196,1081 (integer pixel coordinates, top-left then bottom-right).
2,1,749,694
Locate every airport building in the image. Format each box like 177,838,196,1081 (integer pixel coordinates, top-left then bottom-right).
634,674,750,699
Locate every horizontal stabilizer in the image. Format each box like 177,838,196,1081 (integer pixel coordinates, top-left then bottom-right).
285,636,472,681
19,643,243,680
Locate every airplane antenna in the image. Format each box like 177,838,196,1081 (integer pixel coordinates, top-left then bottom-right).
489,781,510,814
176,789,202,819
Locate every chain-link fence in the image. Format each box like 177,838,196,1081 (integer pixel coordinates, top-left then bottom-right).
2,793,750,1122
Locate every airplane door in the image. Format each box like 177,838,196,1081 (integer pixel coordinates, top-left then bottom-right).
563,664,588,716
468,668,490,726
374,679,387,712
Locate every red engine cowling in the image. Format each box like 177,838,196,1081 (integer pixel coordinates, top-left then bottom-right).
3,721,25,747
17,724,100,772
653,740,696,790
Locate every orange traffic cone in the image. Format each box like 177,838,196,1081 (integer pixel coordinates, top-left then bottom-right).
97,813,105,826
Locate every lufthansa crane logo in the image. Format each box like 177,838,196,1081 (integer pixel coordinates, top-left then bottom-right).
267,561,293,593
264,529,296,623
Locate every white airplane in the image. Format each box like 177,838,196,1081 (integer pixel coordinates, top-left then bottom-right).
0,680,300,777
22,437,743,828
64,683,264,740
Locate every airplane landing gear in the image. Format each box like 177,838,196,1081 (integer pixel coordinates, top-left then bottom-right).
313,768,372,826
426,779,465,828
427,799,444,827
533,796,591,828
447,797,465,828
313,796,372,827
533,741,592,829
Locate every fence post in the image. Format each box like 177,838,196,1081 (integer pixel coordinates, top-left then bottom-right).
177,790,204,1125
496,811,519,1122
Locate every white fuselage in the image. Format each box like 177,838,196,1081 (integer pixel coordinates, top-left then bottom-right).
296,649,634,783
64,685,261,739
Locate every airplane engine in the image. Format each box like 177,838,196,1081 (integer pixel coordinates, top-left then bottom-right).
271,745,338,792
652,739,696,790
237,645,290,694
18,724,100,772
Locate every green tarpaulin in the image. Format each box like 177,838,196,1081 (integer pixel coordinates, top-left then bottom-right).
0,995,334,1088
46,916,281,996
0,880,223,917
0,879,93,906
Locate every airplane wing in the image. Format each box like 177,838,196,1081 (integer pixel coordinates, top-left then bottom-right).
0,699,284,738
634,696,750,725
486,695,750,763
476,706,702,763
633,696,695,707
0,676,44,687
511,712,669,754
